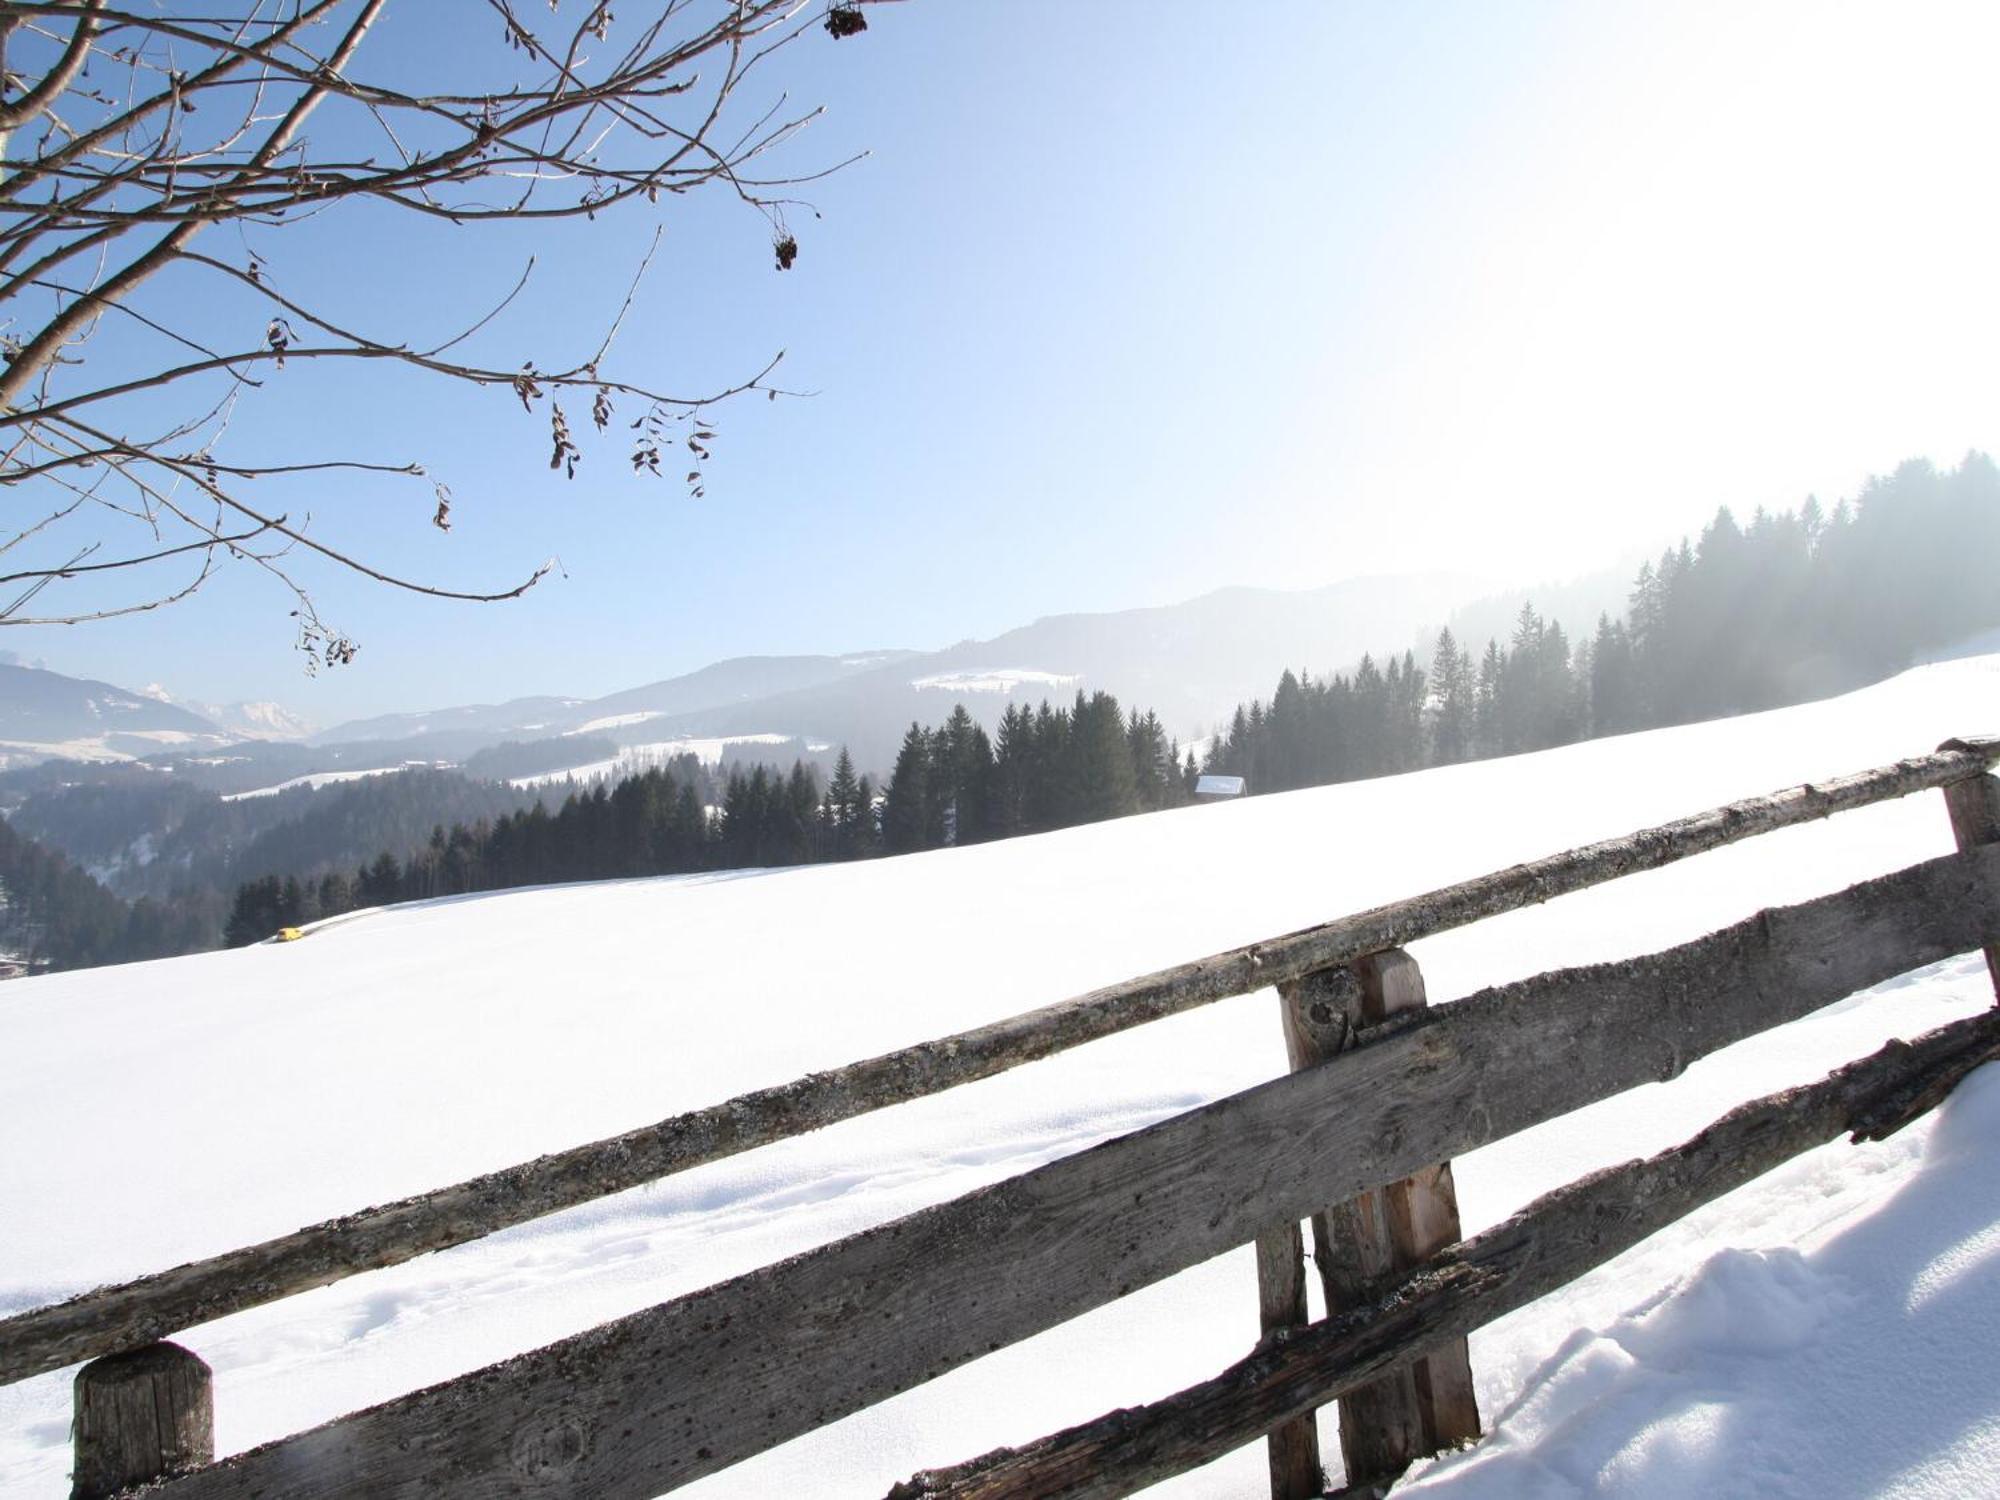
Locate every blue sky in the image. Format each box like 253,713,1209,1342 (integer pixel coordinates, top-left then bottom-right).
10,1,2000,724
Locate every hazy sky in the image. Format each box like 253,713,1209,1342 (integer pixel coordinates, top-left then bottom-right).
11,0,2000,724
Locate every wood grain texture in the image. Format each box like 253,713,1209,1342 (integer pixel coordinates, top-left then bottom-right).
890,1005,2000,1499
71,1342,212,1500
1252,1218,1321,1499
1315,952,1478,1487
1254,963,1363,1498
138,844,2000,1500
7,740,1993,1389
1938,747,2000,999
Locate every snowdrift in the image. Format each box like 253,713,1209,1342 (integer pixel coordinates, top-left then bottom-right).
4,654,1999,1498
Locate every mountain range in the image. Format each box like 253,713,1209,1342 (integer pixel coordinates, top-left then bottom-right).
141,690,315,743
0,568,1633,783
0,663,317,771
301,573,1541,773
0,664,229,767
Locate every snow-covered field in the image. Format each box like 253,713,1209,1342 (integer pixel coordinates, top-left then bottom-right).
509,733,799,788
909,666,1081,695
565,710,669,736
218,763,446,801
4,656,1999,1498
0,732,195,767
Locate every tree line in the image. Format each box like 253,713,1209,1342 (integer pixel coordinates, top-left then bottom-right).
0,817,218,972
881,699,1193,852
1208,452,2000,789
224,451,2000,948
224,694,1200,944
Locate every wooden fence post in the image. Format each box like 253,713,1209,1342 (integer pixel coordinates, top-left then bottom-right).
1938,748,2000,1001
1253,964,1353,1499
72,1342,213,1500
1257,950,1480,1498
1253,1219,1323,1498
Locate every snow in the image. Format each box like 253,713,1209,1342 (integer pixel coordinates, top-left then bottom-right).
509,733,797,788
908,666,1082,694
565,710,667,736
1398,1057,2000,1500
138,684,311,743
2,655,1999,1498
0,738,128,765
204,701,315,742
0,727,226,765
218,763,443,802
84,832,155,887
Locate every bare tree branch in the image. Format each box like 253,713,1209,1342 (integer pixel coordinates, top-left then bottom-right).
0,0,888,663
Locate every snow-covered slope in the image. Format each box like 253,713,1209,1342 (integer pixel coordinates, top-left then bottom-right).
215,763,444,801
0,663,232,767
3,657,1999,1498
141,692,315,743
509,733,806,789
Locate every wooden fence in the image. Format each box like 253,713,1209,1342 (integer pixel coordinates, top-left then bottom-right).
4,736,1998,1500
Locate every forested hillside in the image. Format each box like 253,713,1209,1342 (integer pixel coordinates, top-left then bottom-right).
222,698,1196,941
18,453,2000,969
0,770,539,968
215,451,2000,950
0,818,217,971
1207,454,2000,788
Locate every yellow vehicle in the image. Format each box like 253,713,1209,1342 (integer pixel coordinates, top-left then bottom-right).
275,927,305,943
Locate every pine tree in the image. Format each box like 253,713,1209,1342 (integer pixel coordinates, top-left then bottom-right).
1126,709,1175,810
1475,638,1503,757
223,875,283,947
824,747,866,860
932,705,992,845
1068,691,1140,821
882,723,934,854
783,762,820,863
989,705,1032,839
359,851,401,906
1430,627,1475,764
1265,670,1307,791
315,870,353,919
1590,613,1636,735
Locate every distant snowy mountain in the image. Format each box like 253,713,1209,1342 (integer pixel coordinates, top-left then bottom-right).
2,567,1617,784
573,573,1516,768
309,693,589,747
577,652,923,726
0,666,321,769
312,653,919,752
140,686,314,742
0,663,232,767
310,573,1512,773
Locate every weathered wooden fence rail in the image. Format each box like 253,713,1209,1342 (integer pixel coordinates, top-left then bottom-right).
891,1004,2000,1499
3,735,1996,1500
7,739,1992,1389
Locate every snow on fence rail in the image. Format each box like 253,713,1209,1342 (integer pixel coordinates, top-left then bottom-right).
7,737,1998,1500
